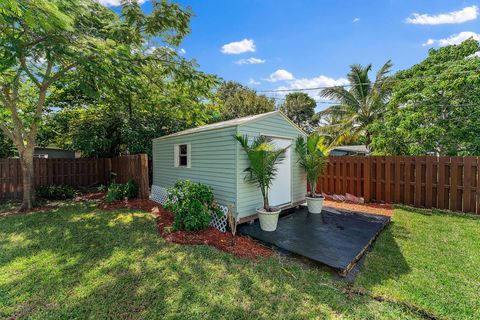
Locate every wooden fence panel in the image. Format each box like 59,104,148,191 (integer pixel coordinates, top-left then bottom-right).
0,154,149,200
317,155,480,214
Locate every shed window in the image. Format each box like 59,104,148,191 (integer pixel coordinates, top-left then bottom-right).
174,144,190,168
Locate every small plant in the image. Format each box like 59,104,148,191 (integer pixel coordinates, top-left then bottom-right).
36,185,79,200
295,133,330,198
164,179,223,231
105,179,139,203
227,204,239,243
123,179,139,199
97,184,107,192
234,134,288,212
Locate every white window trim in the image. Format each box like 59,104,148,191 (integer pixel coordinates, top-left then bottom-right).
174,143,191,168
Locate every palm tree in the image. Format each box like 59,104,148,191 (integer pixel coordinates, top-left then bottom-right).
318,61,393,148
295,133,330,198
234,134,288,212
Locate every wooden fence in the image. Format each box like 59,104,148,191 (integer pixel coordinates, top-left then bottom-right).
0,154,149,200
317,156,480,214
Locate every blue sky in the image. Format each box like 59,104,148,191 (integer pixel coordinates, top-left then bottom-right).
106,0,480,105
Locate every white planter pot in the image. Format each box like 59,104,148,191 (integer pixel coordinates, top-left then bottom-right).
256,208,281,232
306,196,325,214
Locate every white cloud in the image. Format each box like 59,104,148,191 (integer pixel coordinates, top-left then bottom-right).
423,31,480,47
275,75,349,100
221,39,256,54
248,78,261,85
98,0,148,7
145,46,156,54
265,69,294,82
179,48,186,55
235,57,266,65
405,5,478,25
353,17,360,23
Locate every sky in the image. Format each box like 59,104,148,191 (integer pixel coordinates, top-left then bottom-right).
103,0,480,107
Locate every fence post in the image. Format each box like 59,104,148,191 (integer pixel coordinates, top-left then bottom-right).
363,157,371,203
137,154,150,199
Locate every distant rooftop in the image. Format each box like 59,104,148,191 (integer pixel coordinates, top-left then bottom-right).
331,145,370,153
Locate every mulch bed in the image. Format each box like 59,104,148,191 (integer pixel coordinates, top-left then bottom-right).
98,198,273,260
323,200,393,216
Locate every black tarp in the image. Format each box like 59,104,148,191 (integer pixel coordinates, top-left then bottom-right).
238,207,390,274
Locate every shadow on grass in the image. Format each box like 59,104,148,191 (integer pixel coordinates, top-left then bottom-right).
353,221,411,290
0,203,417,319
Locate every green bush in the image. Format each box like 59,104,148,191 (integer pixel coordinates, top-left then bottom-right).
164,180,223,231
124,179,139,199
105,180,139,203
36,185,79,200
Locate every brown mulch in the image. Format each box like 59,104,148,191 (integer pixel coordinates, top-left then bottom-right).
97,198,160,212
98,198,273,260
323,199,393,216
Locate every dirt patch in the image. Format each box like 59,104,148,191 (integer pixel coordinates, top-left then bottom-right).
324,200,393,216
98,198,273,259
79,192,106,201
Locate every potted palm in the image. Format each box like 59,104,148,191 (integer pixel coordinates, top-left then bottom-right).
234,134,288,231
295,133,329,214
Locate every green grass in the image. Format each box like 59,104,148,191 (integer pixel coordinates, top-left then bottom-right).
0,203,478,319
355,206,480,319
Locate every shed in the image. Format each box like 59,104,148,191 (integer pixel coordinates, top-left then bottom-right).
151,110,307,221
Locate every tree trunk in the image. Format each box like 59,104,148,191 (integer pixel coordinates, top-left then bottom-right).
365,130,371,150
262,187,270,212
19,148,35,211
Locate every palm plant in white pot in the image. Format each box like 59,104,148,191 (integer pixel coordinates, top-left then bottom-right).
295,133,330,214
234,134,288,232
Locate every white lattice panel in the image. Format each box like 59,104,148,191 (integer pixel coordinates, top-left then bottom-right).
150,184,230,233
210,205,229,232
150,185,169,204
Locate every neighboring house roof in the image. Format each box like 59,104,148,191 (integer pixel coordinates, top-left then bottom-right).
34,146,65,151
331,145,370,154
154,110,307,140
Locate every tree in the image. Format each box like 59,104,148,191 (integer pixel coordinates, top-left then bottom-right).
0,0,192,210
216,81,275,120
370,39,480,155
318,61,393,147
41,48,220,158
280,92,317,131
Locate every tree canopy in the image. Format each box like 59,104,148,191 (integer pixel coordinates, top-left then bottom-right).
0,0,195,209
280,92,317,132
215,81,276,121
369,39,480,155
318,61,393,148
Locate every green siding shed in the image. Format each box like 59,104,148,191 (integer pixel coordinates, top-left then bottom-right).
152,111,307,220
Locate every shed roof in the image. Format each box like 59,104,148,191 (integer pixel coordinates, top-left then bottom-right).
154,110,307,140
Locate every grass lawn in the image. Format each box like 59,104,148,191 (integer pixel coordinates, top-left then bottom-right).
0,203,478,319
355,206,480,319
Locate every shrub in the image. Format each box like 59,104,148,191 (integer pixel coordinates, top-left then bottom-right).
124,179,139,199
164,180,223,231
105,179,139,203
36,185,79,200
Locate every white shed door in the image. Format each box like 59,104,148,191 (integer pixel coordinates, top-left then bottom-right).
268,137,292,207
